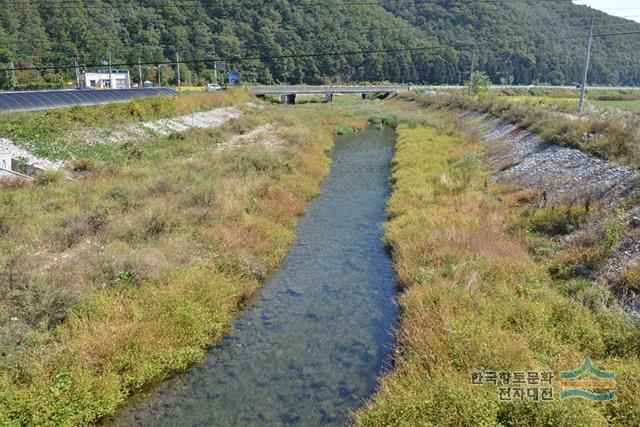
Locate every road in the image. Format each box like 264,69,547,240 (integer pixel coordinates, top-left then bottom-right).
249,84,640,96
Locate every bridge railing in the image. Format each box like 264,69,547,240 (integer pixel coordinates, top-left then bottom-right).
249,85,412,94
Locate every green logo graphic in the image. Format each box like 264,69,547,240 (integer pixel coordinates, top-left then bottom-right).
559,358,615,401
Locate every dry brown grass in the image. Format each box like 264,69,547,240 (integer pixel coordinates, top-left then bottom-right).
357,122,640,426
0,103,334,425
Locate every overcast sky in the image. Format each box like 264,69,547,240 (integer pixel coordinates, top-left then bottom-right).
573,0,640,23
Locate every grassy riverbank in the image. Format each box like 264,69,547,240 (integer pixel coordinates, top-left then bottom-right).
0,90,249,161
407,92,640,169
0,99,336,424
357,121,640,425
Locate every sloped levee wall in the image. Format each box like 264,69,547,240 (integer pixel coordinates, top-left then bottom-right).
458,112,640,320
462,112,640,205
0,88,176,113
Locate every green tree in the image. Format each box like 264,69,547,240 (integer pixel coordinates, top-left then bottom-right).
0,0,639,87
466,71,491,95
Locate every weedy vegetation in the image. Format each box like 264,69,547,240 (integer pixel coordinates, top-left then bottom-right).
406,91,640,169
3,92,639,426
0,90,249,161
356,122,640,426
0,93,336,424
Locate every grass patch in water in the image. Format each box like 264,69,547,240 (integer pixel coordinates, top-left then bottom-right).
368,114,398,129
356,123,640,426
336,124,356,135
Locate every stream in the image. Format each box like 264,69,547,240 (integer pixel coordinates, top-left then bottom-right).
111,127,399,426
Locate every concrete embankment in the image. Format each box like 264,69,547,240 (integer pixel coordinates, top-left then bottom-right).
0,107,241,177
457,112,640,319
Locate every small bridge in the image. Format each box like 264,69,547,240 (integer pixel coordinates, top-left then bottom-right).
249,85,412,103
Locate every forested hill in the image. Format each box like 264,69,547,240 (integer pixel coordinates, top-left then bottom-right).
382,0,640,86
0,0,639,89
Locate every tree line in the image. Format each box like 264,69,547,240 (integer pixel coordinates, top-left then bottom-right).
0,0,638,89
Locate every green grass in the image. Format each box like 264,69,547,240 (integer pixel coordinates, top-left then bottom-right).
502,96,640,114
0,100,335,425
591,100,640,113
407,91,640,169
356,122,640,426
5,93,639,425
0,90,249,161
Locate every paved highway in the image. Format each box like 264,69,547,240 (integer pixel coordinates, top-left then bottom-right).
249,84,640,96
1,85,638,113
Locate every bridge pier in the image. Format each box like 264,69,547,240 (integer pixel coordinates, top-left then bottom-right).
324,93,333,102
280,94,296,104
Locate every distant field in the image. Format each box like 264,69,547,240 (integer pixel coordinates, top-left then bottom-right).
503,95,640,113
591,99,640,113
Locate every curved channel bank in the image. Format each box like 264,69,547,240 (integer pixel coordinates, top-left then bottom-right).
111,127,399,426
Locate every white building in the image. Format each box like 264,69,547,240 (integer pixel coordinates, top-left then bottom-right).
78,69,131,89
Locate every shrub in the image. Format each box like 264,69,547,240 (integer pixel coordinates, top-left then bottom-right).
522,204,588,235
35,170,64,186
603,209,626,250
51,215,91,249
222,149,292,179
551,242,610,279
336,124,355,135
105,186,140,211
185,179,217,208
367,114,398,128
367,114,383,125
453,152,481,188
70,158,97,173
382,115,398,128
619,265,640,292
465,71,491,95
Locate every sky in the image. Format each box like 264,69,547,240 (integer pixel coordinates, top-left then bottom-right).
573,0,640,23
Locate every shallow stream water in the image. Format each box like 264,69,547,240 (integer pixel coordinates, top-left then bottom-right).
112,127,399,426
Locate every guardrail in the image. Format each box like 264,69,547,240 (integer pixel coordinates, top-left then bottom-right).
248,84,640,95
250,85,412,95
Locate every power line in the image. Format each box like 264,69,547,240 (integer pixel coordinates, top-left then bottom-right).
0,0,579,11
2,29,639,73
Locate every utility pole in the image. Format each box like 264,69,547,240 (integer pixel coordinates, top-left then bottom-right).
107,49,112,89
138,59,143,87
579,14,595,114
468,51,476,95
74,58,80,89
175,52,180,87
157,65,162,87
9,60,15,90
188,70,192,86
